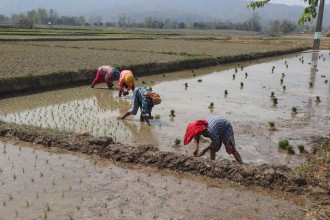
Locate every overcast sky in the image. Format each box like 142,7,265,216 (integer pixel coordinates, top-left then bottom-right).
270,0,330,6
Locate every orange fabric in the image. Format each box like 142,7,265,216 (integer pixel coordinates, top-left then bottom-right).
184,120,208,145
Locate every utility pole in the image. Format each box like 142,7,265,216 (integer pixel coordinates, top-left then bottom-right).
313,0,325,50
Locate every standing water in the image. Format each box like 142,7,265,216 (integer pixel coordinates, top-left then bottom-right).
0,51,329,166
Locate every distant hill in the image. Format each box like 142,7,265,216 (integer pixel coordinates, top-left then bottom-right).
1,0,329,27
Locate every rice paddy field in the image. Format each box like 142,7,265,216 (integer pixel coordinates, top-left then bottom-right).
0,27,329,219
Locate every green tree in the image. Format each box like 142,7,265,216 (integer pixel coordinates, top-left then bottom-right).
247,0,319,25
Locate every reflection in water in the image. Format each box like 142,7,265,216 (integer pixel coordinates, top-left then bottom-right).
305,52,319,124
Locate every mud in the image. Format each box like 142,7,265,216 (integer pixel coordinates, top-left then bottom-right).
0,140,306,220
0,47,308,96
0,121,328,200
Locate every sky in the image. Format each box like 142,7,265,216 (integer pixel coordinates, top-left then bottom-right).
270,0,330,6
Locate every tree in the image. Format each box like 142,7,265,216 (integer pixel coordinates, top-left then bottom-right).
281,20,298,34
269,20,281,36
247,0,319,25
117,14,127,27
246,12,262,32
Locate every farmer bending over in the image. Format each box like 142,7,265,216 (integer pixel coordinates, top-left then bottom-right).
118,70,135,97
91,66,120,89
184,116,242,163
120,86,155,126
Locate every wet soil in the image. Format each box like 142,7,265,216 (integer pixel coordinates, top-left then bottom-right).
1,51,329,166
0,140,306,220
0,121,329,215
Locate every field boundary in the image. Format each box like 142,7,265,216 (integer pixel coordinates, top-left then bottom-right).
0,46,310,96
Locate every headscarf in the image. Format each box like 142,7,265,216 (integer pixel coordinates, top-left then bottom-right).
184,120,208,145
124,74,133,87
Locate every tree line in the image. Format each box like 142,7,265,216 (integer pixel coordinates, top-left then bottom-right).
0,7,315,34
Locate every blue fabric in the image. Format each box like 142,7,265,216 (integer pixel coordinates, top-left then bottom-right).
112,68,120,78
128,87,153,115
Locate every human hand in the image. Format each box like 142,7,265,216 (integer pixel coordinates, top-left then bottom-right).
198,149,206,157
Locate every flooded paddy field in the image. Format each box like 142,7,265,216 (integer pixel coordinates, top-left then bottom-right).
0,140,306,219
0,51,329,167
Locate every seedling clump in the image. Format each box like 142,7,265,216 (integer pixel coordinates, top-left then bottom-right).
233,74,235,79
272,97,278,105
170,109,175,117
298,144,305,153
155,114,160,119
271,91,275,97
283,85,286,90
209,102,214,108
240,82,244,88
224,90,228,95
315,96,321,103
197,79,202,82
185,83,188,88
292,107,297,114
174,138,181,146
287,145,295,154
268,122,275,130
278,140,289,150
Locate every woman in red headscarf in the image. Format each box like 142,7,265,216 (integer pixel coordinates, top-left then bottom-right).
184,116,242,163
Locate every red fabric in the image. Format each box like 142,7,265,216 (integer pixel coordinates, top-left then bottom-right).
92,70,105,84
184,120,208,145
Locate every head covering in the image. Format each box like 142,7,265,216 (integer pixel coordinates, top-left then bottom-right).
112,68,120,78
184,120,208,145
124,74,133,87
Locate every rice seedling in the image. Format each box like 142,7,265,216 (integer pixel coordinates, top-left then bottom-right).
240,82,244,88
315,96,321,103
298,144,305,153
309,82,313,88
325,80,328,84
287,145,295,154
282,85,286,90
197,79,202,82
272,97,278,105
278,140,289,150
174,138,181,146
232,74,235,79
292,107,297,114
268,122,275,130
224,90,228,95
209,102,214,108
280,78,283,84
169,109,175,117
271,66,275,73
282,73,285,78
184,82,188,88
271,91,275,97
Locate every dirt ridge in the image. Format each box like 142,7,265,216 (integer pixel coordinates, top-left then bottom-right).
0,46,310,96
0,121,322,194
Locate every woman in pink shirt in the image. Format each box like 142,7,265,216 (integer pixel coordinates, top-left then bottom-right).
118,70,135,97
91,66,120,89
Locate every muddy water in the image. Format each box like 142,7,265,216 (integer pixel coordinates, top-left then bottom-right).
0,51,329,166
0,140,305,219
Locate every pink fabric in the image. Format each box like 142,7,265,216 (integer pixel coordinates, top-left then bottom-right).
119,70,135,92
92,66,114,85
184,120,208,145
